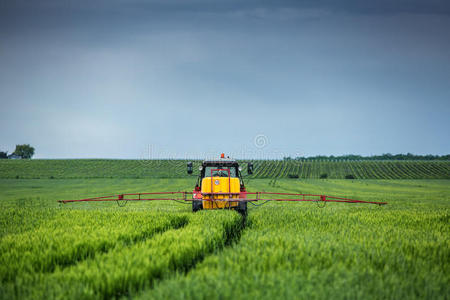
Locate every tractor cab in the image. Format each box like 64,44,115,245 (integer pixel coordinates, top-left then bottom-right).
187,154,253,214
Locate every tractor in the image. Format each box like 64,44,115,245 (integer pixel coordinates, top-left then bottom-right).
187,153,253,214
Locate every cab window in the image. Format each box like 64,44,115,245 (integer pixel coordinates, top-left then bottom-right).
204,166,237,177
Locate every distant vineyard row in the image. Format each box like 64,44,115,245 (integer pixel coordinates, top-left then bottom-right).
0,159,449,179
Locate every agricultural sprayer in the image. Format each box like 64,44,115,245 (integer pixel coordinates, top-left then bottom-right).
58,154,387,213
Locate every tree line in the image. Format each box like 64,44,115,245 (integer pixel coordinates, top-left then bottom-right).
0,144,35,159
283,153,450,161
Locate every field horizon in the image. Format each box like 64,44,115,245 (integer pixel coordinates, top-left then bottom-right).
1,159,449,180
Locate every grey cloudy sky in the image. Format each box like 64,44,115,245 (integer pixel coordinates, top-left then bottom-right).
1,0,449,159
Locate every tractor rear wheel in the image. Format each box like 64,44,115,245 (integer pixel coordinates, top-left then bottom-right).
192,200,203,212
236,201,247,215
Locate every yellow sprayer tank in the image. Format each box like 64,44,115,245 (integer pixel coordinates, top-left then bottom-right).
201,176,240,209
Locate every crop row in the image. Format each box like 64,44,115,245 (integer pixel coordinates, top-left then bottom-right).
132,205,450,299
0,209,243,299
0,159,448,179
248,160,450,179
0,209,187,282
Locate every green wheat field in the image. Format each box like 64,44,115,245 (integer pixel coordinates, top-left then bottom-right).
0,160,449,299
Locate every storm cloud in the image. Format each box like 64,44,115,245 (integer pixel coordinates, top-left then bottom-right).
1,0,449,158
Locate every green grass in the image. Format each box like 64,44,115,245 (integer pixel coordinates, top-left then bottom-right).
0,159,448,179
140,207,448,300
0,177,449,299
0,210,186,282
0,209,242,299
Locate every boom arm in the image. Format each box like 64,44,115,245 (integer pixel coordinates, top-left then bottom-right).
58,191,387,206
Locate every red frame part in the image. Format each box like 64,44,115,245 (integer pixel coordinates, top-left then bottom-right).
58,191,387,206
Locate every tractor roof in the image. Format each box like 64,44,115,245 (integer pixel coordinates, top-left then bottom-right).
202,154,238,165
202,160,237,165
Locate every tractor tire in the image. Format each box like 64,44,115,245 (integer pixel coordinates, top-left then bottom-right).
236,201,247,215
192,200,203,212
